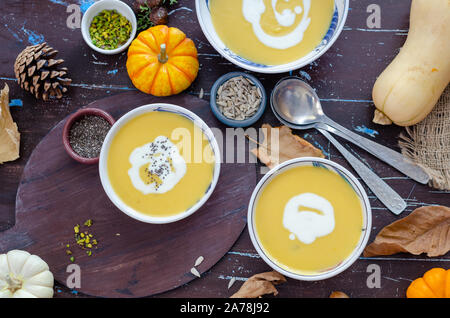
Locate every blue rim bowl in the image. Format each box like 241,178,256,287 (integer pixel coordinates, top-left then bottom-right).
248,157,372,281
196,0,349,74
210,72,267,128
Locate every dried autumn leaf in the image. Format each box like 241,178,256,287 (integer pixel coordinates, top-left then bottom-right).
230,271,286,298
364,206,450,257
330,291,350,298
0,84,20,164
250,124,324,169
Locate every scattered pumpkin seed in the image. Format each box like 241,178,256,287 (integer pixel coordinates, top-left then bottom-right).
190,267,201,278
194,256,204,267
228,277,236,289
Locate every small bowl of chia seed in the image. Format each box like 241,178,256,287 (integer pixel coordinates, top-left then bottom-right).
63,108,115,164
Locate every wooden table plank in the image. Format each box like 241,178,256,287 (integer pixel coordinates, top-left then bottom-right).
1,0,449,298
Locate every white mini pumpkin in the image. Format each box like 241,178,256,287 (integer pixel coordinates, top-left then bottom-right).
0,250,54,298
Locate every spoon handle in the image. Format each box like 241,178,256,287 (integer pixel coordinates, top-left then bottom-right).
319,129,406,215
319,119,430,184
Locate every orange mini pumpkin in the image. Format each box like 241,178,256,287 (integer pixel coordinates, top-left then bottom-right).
407,268,450,298
126,25,199,96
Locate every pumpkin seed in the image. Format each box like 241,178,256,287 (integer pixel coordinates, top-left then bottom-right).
190,267,201,278
194,256,204,267
228,277,236,289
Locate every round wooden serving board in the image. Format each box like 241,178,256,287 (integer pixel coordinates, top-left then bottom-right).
0,92,257,298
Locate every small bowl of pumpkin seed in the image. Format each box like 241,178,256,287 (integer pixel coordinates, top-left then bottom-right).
210,72,267,128
81,0,137,55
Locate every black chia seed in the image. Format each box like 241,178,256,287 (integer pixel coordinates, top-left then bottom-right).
69,115,111,158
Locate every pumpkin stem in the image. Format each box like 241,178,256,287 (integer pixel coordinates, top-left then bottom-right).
158,44,169,64
5,274,22,293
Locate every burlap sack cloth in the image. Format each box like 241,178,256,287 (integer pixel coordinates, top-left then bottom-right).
399,85,450,190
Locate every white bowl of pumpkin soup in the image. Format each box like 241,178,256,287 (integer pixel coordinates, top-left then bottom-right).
248,157,371,280
99,104,221,224
196,0,349,73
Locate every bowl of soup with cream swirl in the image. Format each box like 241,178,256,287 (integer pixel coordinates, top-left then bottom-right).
247,157,371,280
196,0,349,73
99,104,221,224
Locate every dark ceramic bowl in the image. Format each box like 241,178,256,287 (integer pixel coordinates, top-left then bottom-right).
210,72,267,127
62,108,116,165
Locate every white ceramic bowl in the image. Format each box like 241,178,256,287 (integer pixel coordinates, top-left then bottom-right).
81,0,137,55
195,0,349,74
247,157,372,281
99,104,221,224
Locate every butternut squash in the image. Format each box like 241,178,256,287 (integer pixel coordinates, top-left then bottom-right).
372,0,450,126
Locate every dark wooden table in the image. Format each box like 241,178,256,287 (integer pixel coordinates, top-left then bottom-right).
1,0,449,298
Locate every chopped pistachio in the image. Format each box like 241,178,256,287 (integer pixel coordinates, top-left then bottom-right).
89,9,132,50
69,220,98,260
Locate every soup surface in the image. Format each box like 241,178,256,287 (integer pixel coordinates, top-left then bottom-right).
107,111,215,217
254,165,364,275
210,0,335,65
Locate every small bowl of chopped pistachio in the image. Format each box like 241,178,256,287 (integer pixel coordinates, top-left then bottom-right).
210,72,267,128
81,0,137,55
63,108,115,164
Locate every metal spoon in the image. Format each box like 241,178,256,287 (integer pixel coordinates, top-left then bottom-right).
270,94,406,214
270,77,430,184
319,129,406,215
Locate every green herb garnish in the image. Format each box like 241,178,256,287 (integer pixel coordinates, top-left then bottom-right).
137,4,154,32
136,0,178,32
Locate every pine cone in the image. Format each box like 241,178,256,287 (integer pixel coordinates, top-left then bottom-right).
14,43,72,101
